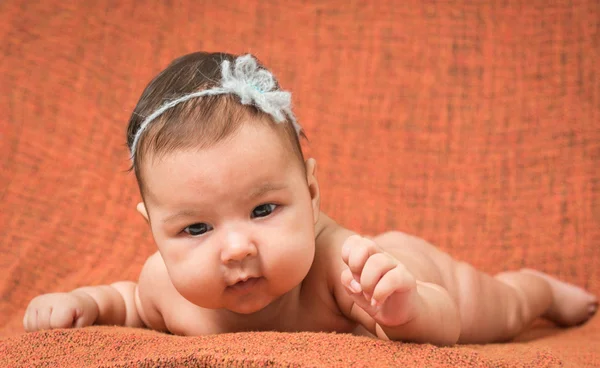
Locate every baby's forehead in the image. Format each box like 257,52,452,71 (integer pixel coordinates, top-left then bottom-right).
143,168,291,207
140,130,302,204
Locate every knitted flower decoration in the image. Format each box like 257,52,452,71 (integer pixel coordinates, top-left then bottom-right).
130,54,300,160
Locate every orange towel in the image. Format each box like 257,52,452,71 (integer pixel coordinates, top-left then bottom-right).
1,323,599,367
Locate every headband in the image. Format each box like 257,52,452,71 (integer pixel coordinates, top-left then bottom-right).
130,54,301,160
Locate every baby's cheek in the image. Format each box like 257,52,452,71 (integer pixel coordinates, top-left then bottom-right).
266,231,315,287
167,257,219,305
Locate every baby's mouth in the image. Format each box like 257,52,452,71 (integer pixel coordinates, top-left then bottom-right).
227,277,263,293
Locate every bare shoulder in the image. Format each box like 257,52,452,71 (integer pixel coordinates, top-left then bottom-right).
136,252,170,331
313,214,357,280
312,215,357,312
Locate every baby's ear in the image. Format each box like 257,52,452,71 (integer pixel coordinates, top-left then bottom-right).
136,202,150,223
305,158,320,223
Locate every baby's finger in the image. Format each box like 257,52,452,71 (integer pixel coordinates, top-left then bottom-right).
22,310,32,332
371,265,416,307
341,268,362,294
36,308,52,331
342,235,362,264
342,235,362,263
50,307,76,329
346,238,378,276
360,253,397,296
28,309,39,332
341,268,382,315
344,282,378,314
73,307,96,328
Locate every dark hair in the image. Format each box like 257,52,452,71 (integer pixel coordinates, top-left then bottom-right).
126,52,305,195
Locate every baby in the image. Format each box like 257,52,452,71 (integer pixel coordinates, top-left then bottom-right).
23,52,598,346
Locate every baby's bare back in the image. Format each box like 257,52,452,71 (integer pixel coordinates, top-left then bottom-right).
356,231,596,342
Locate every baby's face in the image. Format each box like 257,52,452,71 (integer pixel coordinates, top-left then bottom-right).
139,122,319,314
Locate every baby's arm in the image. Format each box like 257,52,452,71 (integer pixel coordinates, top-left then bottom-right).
23,282,142,331
335,235,461,345
75,281,144,327
24,254,165,332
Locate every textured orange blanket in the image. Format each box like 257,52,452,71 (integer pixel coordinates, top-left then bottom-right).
1,0,599,367
0,325,598,367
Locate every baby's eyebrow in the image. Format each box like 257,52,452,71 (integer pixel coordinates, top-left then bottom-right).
247,182,288,199
162,209,204,224
162,183,288,224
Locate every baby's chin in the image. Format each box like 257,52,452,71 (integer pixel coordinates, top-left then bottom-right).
224,283,300,315
178,288,275,314
227,291,284,315
226,301,271,315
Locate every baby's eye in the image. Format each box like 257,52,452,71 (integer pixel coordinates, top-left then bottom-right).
251,204,277,218
183,223,212,236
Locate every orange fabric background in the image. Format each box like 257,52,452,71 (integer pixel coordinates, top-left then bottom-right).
1,0,599,366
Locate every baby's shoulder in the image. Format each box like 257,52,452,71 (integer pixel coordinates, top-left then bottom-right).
136,252,178,330
314,215,356,256
311,218,357,284
138,252,171,298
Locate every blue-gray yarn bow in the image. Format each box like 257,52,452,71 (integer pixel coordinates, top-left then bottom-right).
220,55,295,125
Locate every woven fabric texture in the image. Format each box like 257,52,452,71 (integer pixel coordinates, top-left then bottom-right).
1,0,598,367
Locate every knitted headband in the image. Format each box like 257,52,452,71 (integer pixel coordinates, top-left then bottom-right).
129,54,301,160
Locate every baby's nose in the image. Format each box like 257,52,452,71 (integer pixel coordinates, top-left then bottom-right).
220,232,258,263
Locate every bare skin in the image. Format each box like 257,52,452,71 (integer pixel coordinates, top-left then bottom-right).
24,122,598,345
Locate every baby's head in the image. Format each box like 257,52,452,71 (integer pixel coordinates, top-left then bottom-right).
127,52,306,191
127,52,320,314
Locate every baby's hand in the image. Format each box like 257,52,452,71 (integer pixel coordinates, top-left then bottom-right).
341,235,419,327
23,292,99,332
